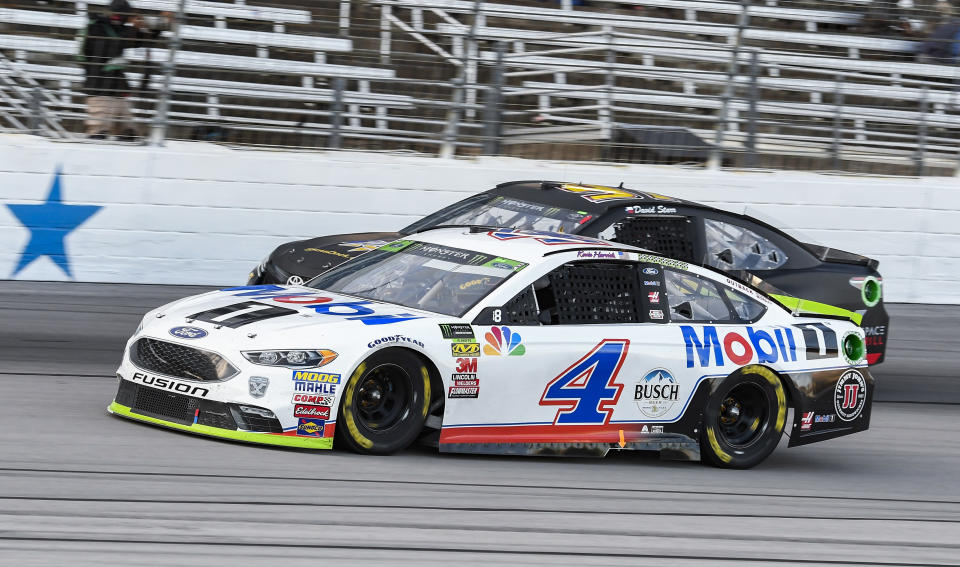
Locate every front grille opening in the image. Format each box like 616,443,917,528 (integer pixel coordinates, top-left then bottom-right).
131,338,238,381
230,404,284,434
116,381,239,431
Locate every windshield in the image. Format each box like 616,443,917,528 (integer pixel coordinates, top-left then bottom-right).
307,240,528,317
401,194,592,235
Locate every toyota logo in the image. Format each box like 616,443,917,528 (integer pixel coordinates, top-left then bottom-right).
287,275,305,286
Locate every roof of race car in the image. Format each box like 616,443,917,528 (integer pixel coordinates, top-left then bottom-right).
404,226,647,264
489,180,694,213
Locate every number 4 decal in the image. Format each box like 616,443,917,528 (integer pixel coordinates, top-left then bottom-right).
539,339,629,425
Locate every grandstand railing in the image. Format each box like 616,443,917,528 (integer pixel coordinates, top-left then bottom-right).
1,0,959,176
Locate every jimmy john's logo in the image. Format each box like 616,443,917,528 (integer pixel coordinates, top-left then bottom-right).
291,371,341,384
131,372,210,398
451,342,480,357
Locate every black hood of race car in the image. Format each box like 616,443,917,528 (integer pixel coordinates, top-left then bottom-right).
263,231,401,284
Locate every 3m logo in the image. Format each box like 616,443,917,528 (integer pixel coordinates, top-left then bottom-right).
455,358,477,373
451,342,480,357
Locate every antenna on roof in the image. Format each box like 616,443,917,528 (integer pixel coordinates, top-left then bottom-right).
618,182,625,189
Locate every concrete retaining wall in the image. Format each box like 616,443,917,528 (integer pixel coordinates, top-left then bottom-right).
1,134,957,303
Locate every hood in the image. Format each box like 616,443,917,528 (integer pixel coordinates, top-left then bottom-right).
270,232,401,280
142,284,439,346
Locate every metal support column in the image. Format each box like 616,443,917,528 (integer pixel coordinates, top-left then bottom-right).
148,0,186,147
708,0,751,170
482,41,506,155
831,74,844,171
28,87,41,135
745,49,759,168
329,77,345,149
601,28,615,154
440,0,482,159
914,86,928,177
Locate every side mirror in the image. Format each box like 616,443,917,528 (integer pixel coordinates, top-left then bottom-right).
673,301,693,320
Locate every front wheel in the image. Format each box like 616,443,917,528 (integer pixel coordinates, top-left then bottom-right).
335,349,431,455
700,365,787,469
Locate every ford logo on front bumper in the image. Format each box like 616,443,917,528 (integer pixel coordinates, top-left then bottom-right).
170,326,208,339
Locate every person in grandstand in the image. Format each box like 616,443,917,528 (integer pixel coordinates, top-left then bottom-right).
78,0,168,141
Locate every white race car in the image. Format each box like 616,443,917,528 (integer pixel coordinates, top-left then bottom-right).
109,227,873,468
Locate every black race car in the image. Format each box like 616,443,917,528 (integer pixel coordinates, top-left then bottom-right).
249,181,888,364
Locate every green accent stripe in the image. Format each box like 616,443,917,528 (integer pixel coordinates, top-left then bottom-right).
107,401,333,450
770,294,863,326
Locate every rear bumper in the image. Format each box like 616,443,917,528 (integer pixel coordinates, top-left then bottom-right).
787,366,874,448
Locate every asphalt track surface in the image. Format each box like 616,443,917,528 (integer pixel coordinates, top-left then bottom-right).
0,282,958,566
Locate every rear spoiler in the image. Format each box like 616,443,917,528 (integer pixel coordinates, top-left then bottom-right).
803,243,879,270
770,294,863,326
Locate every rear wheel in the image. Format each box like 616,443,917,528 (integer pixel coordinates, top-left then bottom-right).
700,366,787,469
336,349,431,455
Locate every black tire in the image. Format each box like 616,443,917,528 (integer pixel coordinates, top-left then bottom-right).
335,348,431,455
700,365,788,469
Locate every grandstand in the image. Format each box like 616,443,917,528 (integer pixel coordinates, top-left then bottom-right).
1,0,958,175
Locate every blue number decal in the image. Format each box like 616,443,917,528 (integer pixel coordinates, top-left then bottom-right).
539,339,629,425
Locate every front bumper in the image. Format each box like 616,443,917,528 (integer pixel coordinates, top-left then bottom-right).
109,400,333,449
110,351,338,449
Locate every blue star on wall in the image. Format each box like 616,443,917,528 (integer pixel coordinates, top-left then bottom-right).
6,167,102,278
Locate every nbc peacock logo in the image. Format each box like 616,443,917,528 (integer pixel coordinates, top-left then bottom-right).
483,326,525,356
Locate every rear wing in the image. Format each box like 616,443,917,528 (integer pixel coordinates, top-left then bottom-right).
803,243,879,270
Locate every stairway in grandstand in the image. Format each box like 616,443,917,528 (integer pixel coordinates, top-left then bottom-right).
1,0,957,174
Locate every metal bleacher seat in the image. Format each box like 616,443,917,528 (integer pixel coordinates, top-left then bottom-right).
382,0,914,59
586,0,862,32
0,2,411,142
